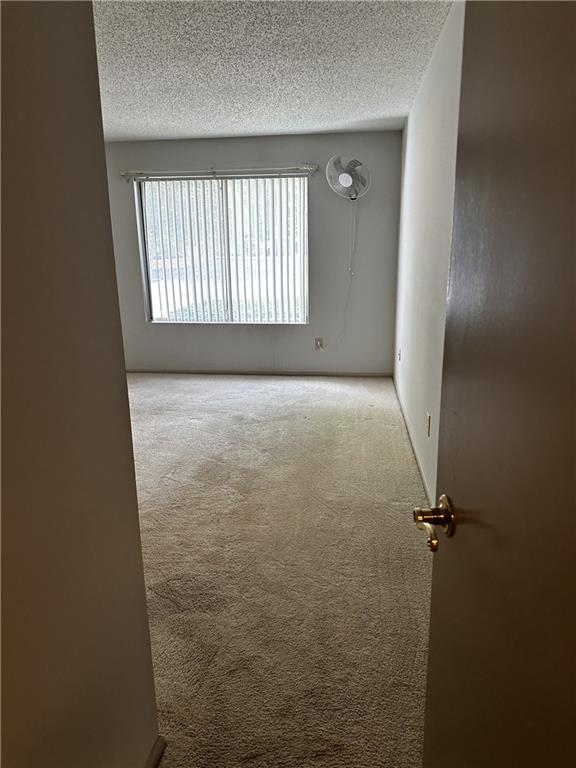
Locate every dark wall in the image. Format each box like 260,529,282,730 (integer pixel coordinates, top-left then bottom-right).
1,3,159,766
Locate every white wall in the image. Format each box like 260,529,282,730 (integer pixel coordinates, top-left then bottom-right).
394,2,465,501
106,132,402,373
2,3,161,767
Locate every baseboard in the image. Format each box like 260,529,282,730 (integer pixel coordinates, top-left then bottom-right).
126,369,393,377
144,735,166,768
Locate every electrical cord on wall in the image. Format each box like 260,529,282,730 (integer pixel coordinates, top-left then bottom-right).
337,198,359,347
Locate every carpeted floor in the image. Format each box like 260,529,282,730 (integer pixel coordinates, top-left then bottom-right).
128,374,432,768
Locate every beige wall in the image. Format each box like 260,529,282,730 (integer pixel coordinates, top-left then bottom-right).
394,2,465,501
1,3,160,766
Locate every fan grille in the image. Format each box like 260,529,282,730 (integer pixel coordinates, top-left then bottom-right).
326,155,371,200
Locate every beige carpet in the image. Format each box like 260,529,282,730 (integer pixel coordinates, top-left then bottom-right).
128,374,432,768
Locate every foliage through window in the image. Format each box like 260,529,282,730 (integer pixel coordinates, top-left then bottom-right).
136,176,309,323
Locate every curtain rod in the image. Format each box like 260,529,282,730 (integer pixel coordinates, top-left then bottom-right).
121,165,318,182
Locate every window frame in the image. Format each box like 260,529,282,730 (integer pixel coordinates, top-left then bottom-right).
130,169,313,326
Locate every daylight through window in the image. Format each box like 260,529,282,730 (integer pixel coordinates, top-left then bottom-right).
136,176,309,324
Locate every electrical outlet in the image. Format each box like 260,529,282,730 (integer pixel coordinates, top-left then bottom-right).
398,348,402,362
314,337,324,351
426,412,431,438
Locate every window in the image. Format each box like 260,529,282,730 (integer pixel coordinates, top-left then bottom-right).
134,173,309,324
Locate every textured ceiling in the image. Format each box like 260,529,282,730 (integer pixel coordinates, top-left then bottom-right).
94,1,451,141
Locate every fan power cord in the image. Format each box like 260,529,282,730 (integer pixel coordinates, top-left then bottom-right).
337,198,359,346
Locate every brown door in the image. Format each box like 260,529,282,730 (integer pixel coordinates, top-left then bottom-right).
422,3,576,766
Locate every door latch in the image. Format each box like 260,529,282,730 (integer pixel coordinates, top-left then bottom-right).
413,494,455,552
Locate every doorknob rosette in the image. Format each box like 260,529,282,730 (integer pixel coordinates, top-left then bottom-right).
413,494,455,552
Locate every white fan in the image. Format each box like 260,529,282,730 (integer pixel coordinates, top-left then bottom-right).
326,155,371,200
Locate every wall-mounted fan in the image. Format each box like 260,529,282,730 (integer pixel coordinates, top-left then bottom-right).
326,155,371,200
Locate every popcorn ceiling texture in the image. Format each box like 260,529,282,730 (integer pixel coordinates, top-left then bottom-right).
128,374,432,767
94,1,451,141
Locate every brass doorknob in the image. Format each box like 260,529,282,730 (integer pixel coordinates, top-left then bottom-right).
413,494,455,552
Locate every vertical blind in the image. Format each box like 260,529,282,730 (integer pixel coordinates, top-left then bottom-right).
138,176,309,323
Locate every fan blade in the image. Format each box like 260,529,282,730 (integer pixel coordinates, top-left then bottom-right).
347,168,366,188
346,158,362,171
331,156,345,174
335,183,354,199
